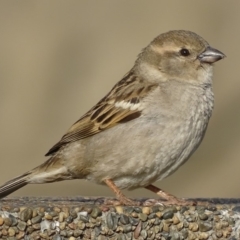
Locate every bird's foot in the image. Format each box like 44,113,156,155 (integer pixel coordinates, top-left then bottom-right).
104,179,140,206
145,184,197,206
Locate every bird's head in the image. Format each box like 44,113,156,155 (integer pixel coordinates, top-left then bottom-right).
135,30,225,85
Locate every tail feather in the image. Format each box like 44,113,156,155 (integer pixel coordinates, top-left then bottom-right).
0,157,71,199
0,173,30,199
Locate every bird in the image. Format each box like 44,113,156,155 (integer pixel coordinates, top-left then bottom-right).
0,30,225,206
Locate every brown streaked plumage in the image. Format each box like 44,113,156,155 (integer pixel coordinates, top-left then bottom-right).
0,30,225,205
46,72,158,156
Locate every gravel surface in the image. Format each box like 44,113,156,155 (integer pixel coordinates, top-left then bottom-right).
0,197,240,239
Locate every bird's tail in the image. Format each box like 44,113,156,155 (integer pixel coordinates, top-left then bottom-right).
0,157,73,199
0,172,30,199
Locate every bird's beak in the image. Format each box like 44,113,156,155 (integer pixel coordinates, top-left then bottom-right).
198,46,226,63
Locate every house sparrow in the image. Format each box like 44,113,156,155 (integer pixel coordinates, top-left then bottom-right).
0,30,225,205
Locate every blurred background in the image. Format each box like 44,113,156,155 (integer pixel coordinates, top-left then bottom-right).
0,1,239,200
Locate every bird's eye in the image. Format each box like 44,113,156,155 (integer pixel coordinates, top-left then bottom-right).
180,48,190,56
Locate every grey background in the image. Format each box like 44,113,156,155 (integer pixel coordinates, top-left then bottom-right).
0,1,239,200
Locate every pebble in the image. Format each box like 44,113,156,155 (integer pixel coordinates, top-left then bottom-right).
4,217,12,226
27,219,32,226
79,214,89,223
31,215,42,224
134,207,142,213
222,220,229,227
2,228,8,236
7,237,16,240
117,233,127,240
148,213,156,219
68,222,76,230
78,222,86,230
163,222,170,232
207,205,217,211
45,214,53,220
10,215,18,226
199,232,209,239
32,223,41,230
129,216,139,226
66,230,74,237
19,208,33,221
106,212,118,230
216,229,223,238
189,222,199,232
151,206,160,213
17,221,27,231
173,214,180,224
131,212,138,218
26,226,34,234
39,232,48,238
154,218,160,225
123,224,132,233
58,212,65,222
115,206,123,214
66,215,73,223
140,229,148,239
142,207,151,215
133,221,141,239
59,222,66,230
8,227,16,236
120,214,129,225
32,209,38,218
142,221,148,230
52,234,62,240
91,207,102,218
162,209,174,219
0,199,239,239
181,229,188,238
60,230,67,236
139,213,148,222
171,232,181,240
199,213,208,221
177,221,184,230
83,206,92,214
73,229,82,237
198,221,212,232
16,231,25,239
0,217,4,225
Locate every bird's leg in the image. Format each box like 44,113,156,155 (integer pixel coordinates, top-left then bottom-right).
145,184,195,206
104,179,138,206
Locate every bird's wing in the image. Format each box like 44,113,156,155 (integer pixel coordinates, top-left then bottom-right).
45,71,158,156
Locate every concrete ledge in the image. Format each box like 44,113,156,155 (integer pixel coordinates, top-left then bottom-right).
0,197,240,239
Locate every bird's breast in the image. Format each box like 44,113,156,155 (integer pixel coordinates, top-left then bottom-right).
72,84,214,189
147,85,214,180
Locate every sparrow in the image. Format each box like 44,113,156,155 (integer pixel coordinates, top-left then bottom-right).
0,30,225,205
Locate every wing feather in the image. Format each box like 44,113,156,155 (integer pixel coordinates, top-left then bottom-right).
46,71,158,156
